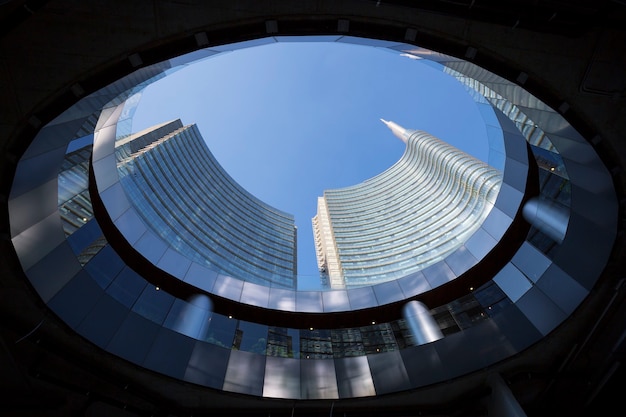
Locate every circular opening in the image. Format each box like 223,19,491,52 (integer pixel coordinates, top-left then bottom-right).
114,38,503,291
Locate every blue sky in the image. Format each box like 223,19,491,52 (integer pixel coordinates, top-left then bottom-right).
131,40,490,289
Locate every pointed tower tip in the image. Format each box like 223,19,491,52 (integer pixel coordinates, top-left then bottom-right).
380,119,409,144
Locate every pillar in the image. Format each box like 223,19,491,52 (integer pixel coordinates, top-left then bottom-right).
522,197,570,244
402,300,444,345
487,373,528,417
171,294,212,339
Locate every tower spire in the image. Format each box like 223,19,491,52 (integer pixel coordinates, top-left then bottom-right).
380,119,409,143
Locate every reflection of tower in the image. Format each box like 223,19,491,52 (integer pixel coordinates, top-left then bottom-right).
312,120,503,289
267,327,295,358
116,120,298,288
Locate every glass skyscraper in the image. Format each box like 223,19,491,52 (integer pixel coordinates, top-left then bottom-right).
115,119,298,288
313,120,503,288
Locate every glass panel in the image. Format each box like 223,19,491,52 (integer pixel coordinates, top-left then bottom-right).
234,321,268,354
105,266,147,308
204,313,237,348
132,285,175,325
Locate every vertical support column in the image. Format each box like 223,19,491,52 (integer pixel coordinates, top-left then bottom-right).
402,300,443,345
522,197,570,244
172,294,212,339
487,373,528,417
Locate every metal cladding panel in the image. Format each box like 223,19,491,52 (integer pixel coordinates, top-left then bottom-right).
98,181,131,221
334,356,376,398
97,102,125,132
241,281,270,308
212,274,244,302
491,303,543,352
156,247,192,278
84,244,126,289
535,264,588,315
397,270,431,298
143,327,196,379
569,184,618,231
76,294,130,348
445,246,478,276
12,210,65,271
183,262,218,293
132,285,175,325
489,149,506,171
516,286,567,336
106,266,147,309
553,212,616,291
67,219,102,255
548,133,605,163
10,145,66,200
268,287,296,312
48,270,104,329
503,157,528,193
540,118,586,143
263,356,301,399
133,230,169,265
106,312,161,365
563,158,615,198
115,207,147,246
300,359,339,399
10,176,60,237
367,350,411,395
296,291,324,312
92,120,118,161
92,153,119,192
163,298,211,339
21,120,82,159
500,129,529,164
347,286,377,309
400,343,445,387
184,341,230,390
372,280,404,305
481,207,513,241
493,182,524,218
465,227,498,260
511,242,552,283
223,350,266,396
322,289,350,312
436,319,518,377
493,263,532,303
25,240,82,303
422,261,456,289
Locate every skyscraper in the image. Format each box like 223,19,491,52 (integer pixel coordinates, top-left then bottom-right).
115,119,298,288
313,120,502,288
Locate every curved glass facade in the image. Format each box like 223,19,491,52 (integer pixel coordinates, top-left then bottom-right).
313,122,502,288
115,120,298,288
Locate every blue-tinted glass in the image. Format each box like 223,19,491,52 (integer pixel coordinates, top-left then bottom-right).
204,313,237,348
84,244,125,289
235,321,268,354
106,266,147,308
132,285,175,325
67,218,102,255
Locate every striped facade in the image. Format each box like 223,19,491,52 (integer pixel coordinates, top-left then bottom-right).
313,120,502,288
116,120,298,288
